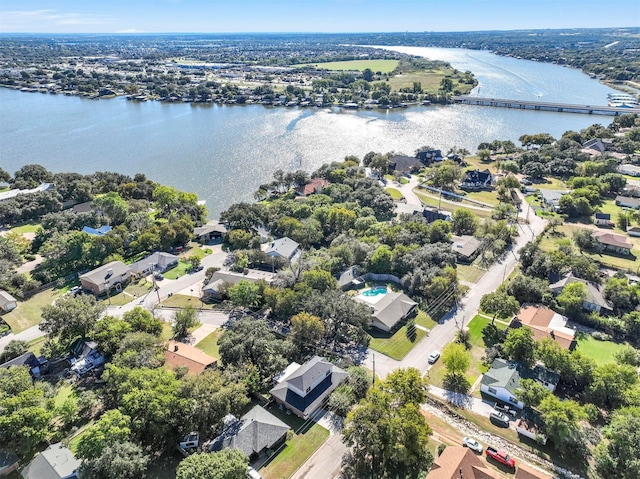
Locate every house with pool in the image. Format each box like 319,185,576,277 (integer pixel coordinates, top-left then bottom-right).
354,286,417,332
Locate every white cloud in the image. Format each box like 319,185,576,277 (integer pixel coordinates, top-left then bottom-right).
1,9,111,31
116,29,144,33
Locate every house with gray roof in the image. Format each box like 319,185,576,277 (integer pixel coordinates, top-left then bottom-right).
21,442,81,479
615,195,640,209
451,235,481,263
480,359,559,410
0,290,17,313
0,352,48,379
539,189,569,211
194,221,227,243
337,266,365,291
388,155,424,174
129,252,179,276
207,405,290,459
79,260,131,295
265,237,300,262
549,273,613,313
270,356,348,419
367,292,418,332
202,269,275,300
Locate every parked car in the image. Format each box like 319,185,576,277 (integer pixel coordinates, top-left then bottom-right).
153,272,164,281
489,411,510,427
427,350,441,364
462,437,483,453
494,403,518,416
485,446,515,469
246,467,262,479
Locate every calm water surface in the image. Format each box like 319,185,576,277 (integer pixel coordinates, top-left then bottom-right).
0,47,618,217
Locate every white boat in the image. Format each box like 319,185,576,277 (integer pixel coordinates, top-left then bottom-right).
607,93,638,108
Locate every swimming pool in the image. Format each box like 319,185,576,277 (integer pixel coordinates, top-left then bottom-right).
362,286,388,297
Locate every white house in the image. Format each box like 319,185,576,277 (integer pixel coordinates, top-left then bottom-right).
0,290,17,313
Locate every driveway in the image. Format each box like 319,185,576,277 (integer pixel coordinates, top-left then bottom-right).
363,189,547,379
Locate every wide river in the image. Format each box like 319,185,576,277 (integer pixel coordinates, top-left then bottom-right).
0,46,619,217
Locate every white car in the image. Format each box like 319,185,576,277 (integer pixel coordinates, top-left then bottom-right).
462,437,483,453
427,350,441,364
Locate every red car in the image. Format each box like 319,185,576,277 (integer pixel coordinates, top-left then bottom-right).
485,446,515,469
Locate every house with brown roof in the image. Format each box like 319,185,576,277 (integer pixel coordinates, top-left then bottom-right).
426,446,503,479
79,260,131,295
592,230,633,255
164,340,217,375
295,178,329,197
510,304,576,349
425,446,552,479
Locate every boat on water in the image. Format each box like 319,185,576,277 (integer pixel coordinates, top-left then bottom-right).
607,93,639,108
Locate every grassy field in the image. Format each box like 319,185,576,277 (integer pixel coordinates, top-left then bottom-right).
124,279,155,297
415,310,438,329
195,329,223,358
1,288,64,333
163,261,192,279
427,345,487,389
261,423,330,479
413,190,493,218
161,293,212,309
368,324,426,360
466,314,508,348
457,264,486,284
10,222,41,234
294,59,399,73
462,189,499,207
385,187,403,200
575,335,630,365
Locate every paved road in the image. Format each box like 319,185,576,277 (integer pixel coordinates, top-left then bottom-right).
0,324,45,354
363,189,547,379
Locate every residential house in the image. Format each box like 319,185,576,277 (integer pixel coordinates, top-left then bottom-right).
388,155,424,174
615,195,640,209
368,292,417,332
416,149,442,164
337,266,365,291
0,290,17,313
207,405,289,459
422,208,452,224
593,212,613,227
460,169,493,190
79,260,131,295
451,235,481,263
581,138,606,155
194,221,227,243
0,352,48,379
270,356,348,418
592,230,633,255
0,450,18,477
81,225,112,236
480,358,560,410
265,237,300,262
549,274,613,314
539,189,568,211
20,443,81,479
295,178,329,197
70,201,93,214
510,304,576,350
202,269,275,300
627,226,640,237
425,446,503,479
515,464,553,479
0,182,54,202
129,252,179,276
618,164,640,177
68,339,104,377
164,340,217,375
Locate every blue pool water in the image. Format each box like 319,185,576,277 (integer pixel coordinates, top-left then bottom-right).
362,287,388,297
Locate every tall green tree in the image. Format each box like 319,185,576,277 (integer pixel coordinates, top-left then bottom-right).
40,294,106,343
480,291,520,323
594,407,640,479
502,327,537,367
538,395,586,456
76,409,132,460
176,450,248,479
172,306,200,340
80,441,149,479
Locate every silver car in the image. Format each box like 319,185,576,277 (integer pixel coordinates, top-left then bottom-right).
462,437,483,453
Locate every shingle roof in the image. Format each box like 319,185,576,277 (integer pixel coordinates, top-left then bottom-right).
592,230,632,249
79,260,131,286
0,290,17,307
451,235,481,258
209,406,290,457
265,237,300,260
129,252,179,274
388,155,424,173
615,195,640,207
481,359,559,395
549,274,612,311
164,340,217,375
426,446,504,479
370,292,418,330
194,222,228,237
0,352,39,370
21,443,80,479
295,178,329,196
203,270,275,292
512,304,575,349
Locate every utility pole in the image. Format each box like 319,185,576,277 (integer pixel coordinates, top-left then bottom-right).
372,353,376,385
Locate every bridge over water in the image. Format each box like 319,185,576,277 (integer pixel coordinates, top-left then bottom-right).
451,95,640,116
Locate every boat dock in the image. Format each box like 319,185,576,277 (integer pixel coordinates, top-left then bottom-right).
451,95,640,116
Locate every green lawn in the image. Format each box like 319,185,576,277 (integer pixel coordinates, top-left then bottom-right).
385,187,403,200
124,279,154,297
10,222,41,234
466,314,508,348
161,293,212,309
294,59,399,73
415,310,438,330
368,325,426,360
54,383,76,408
575,335,630,365
413,190,493,218
427,345,487,389
1,288,64,333
462,190,499,207
261,423,330,479
195,329,223,358
457,264,486,284
163,261,192,279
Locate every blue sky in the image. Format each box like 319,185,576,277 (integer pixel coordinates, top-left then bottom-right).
1,0,638,33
